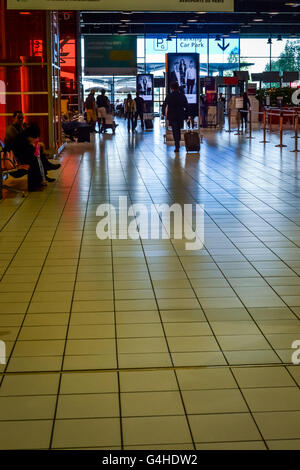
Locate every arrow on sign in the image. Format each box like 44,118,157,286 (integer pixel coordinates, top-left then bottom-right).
218,39,230,52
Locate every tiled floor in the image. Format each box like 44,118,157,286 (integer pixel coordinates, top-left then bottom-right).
1,119,300,449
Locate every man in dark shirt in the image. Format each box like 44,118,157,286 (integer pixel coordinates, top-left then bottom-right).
134,92,145,131
241,92,251,130
4,110,24,152
162,82,188,152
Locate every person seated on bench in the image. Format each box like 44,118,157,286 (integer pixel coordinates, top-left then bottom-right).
13,123,48,192
62,113,78,141
4,111,60,182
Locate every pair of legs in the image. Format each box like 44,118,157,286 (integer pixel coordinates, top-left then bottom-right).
187,79,195,94
97,107,107,133
16,148,60,191
127,113,135,132
187,117,195,129
241,112,248,129
86,109,96,132
134,111,144,130
170,120,182,152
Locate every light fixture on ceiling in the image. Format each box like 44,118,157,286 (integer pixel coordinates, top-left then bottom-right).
167,35,173,41
268,12,279,15
285,3,300,6
187,18,198,22
222,34,230,37
122,10,133,14
291,32,297,37
196,11,206,14
121,18,130,22
231,30,240,33
277,35,283,41
242,23,251,28
253,18,263,22
175,29,183,33
181,23,190,28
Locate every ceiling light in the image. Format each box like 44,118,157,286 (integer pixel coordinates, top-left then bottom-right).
291,33,297,37
222,34,230,37
231,30,240,33
285,3,300,6
268,12,279,15
187,19,198,22
167,36,172,41
253,18,263,22
121,19,130,22
196,11,206,14
181,24,190,28
122,10,133,14
175,29,183,33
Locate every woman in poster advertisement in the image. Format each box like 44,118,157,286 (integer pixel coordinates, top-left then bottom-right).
186,60,196,94
179,59,187,89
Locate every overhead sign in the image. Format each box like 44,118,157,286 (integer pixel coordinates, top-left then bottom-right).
84,36,137,76
7,0,234,11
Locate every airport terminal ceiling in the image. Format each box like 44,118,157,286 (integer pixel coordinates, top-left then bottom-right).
79,0,300,36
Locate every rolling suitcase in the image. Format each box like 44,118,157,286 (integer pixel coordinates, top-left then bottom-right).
145,119,153,130
184,131,200,153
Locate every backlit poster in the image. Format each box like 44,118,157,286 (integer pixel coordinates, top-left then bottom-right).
166,53,199,106
136,74,154,114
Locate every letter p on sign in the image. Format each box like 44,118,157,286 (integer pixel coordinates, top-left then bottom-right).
292,89,300,105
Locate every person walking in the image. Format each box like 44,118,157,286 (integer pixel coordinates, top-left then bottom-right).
124,94,136,132
200,95,208,128
241,92,251,131
96,89,110,133
217,92,226,128
134,92,145,131
162,82,188,153
84,89,97,132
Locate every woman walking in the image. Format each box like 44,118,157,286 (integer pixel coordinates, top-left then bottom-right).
124,94,136,132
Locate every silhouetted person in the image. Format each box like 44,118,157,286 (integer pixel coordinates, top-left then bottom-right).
241,92,251,130
162,82,188,153
134,92,145,131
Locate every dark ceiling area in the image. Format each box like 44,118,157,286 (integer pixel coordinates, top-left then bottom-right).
80,0,300,36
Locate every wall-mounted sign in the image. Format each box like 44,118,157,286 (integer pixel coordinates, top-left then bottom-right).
7,0,234,11
84,36,137,76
